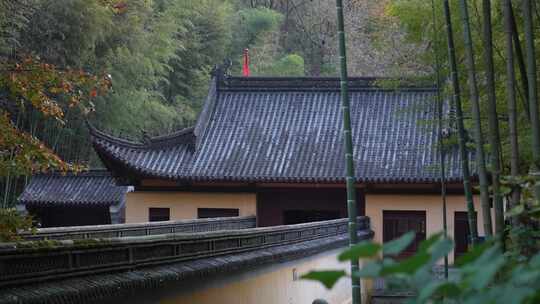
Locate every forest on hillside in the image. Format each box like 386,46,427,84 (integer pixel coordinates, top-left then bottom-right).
0,0,421,206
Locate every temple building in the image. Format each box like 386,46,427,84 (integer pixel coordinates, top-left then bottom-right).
89,74,488,262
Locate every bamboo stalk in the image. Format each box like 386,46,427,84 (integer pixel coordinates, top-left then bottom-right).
522,0,540,204
509,4,532,121
335,0,360,303
481,0,501,236
457,0,483,243
431,0,449,279
444,0,479,245
503,0,521,209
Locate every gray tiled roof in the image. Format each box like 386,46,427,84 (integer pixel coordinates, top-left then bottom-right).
90,77,464,184
18,171,128,206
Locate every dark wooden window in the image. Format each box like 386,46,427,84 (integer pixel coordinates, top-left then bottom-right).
383,210,426,257
197,208,239,219
283,210,341,225
28,206,111,228
454,211,476,260
148,208,170,222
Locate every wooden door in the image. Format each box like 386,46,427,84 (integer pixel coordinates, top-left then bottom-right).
256,188,365,226
454,211,474,261
383,210,426,257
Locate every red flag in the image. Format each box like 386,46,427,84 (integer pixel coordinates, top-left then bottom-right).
242,49,250,77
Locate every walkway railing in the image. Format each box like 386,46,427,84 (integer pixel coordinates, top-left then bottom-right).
0,217,370,287
19,216,257,241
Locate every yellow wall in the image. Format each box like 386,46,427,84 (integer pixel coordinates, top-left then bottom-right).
365,194,489,264
154,249,361,304
125,191,256,223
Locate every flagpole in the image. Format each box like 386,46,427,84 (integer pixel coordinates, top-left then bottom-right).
243,48,250,77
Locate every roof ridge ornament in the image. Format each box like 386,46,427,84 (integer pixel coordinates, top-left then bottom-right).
211,59,232,83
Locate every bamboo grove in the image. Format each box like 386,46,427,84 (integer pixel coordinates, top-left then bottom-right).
391,0,540,245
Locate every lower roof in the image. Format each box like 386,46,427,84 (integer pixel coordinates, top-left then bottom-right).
18,170,128,207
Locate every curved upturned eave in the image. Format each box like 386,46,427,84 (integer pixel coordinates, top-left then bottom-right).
87,121,146,149
88,122,196,181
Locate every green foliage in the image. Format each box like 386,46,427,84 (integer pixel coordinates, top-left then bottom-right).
0,0,36,55
233,7,283,47
21,0,112,67
2,0,319,207
228,7,296,76
303,234,540,303
163,0,232,111
502,175,540,257
387,0,537,176
338,242,381,261
256,54,305,76
382,231,415,256
0,208,34,242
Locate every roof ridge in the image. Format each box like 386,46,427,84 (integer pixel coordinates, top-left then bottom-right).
219,76,435,90
32,170,113,178
194,76,218,142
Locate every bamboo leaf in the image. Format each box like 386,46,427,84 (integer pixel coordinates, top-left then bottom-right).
469,254,505,290
506,204,525,217
380,253,430,275
383,231,416,256
499,186,512,195
418,281,460,302
301,270,346,289
352,261,382,278
455,240,492,267
418,232,443,253
338,242,381,261
428,238,454,261
529,207,540,218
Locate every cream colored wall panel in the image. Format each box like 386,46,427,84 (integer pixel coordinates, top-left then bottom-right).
125,191,256,223
365,194,489,264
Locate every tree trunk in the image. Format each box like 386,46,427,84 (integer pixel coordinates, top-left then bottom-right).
443,0,479,245
335,0,360,303
481,0,501,236
503,0,521,209
522,0,540,204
